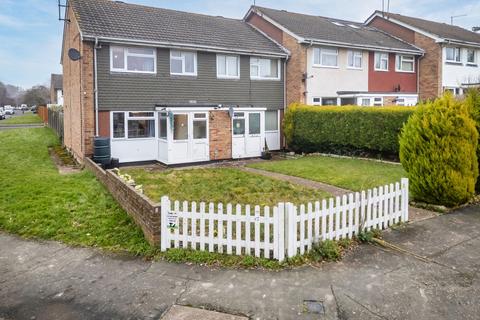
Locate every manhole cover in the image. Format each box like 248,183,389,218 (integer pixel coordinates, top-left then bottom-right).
303,300,325,314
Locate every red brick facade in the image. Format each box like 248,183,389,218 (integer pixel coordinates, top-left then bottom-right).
62,5,95,163
368,16,442,100
209,110,232,160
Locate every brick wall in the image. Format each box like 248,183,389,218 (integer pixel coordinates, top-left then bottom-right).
62,5,95,163
209,110,232,160
84,158,161,245
368,16,415,44
415,33,442,100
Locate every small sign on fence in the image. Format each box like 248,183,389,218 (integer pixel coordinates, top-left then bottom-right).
167,212,178,229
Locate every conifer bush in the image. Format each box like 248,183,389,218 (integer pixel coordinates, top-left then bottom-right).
399,93,478,206
465,88,480,192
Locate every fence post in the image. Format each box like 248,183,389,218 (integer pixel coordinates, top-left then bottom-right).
160,196,170,251
277,202,285,262
286,203,296,258
401,178,409,222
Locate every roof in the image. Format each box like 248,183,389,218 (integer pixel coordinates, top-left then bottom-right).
51,74,63,90
367,11,480,45
69,0,286,56
248,6,422,53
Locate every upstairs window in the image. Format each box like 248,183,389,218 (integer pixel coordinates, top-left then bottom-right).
347,50,362,69
446,47,461,63
313,47,338,67
396,54,415,72
250,57,280,80
374,52,389,71
467,49,476,65
110,46,156,73
170,51,197,76
217,54,240,79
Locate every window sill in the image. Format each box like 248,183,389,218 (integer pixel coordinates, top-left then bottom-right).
170,73,198,77
216,76,241,80
312,64,339,69
445,61,462,66
466,63,478,67
374,69,389,72
346,67,363,70
395,69,415,73
110,71,157,75
250,77,281,81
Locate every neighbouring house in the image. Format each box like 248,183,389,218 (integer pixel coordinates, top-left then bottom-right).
50,74,64,105
62,0,287,164
245,6,424,107
366,11,480,100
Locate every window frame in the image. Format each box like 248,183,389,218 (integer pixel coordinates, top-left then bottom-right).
111,111,157,140
321,97,339,106
445,47,461,63
313,47,339,68
158,112,168,140
170,50,198,76
250,57,281,80
395,54,415,73
265,110,279,132
110,46,157,74
467,49,477,65
374,52,389,71
192,112,208,140
216,54,240,79
347,50,363,69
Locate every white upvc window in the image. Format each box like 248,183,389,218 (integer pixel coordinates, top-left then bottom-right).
110,46,156,73
170,50,197,76
112,111,156,139
373,97,383,106
467,49,477,65
313,47,338,67
250,57,280,80
312,97,322,105
216,54,240,79
395,54,415,72
374,52,389,71
347,50,362,69
321,97,338,106
446,47,461,63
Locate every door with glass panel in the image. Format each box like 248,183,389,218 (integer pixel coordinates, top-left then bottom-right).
170,112,209,164
232,111,264,158
171,113,190,163
191,113,208,161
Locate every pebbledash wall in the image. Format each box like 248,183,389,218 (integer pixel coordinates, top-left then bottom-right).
84,158,161,245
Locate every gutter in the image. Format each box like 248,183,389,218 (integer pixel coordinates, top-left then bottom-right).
82,35,288,59
302,38,423,55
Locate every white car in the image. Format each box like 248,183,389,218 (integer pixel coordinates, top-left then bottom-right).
3,105,14,115
0,110,5,120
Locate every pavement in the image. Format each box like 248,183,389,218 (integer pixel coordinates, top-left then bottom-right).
1,205,479,320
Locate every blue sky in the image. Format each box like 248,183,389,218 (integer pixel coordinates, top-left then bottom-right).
0,0,479,89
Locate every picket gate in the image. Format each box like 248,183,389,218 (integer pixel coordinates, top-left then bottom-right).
160,178,409,262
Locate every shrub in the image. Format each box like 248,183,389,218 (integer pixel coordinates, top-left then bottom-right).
465,88,480,192
309,240,341,261
284,104,415,158
399,93,478,206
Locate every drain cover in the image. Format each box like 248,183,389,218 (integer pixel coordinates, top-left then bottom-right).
303,300,325,314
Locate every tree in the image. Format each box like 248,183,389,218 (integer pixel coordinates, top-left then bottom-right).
399,93,478,207
21,85,50,106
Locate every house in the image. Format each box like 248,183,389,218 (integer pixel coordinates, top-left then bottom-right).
50,74,64,105
62,0,288,164
245,6,424,107
366,11,480,100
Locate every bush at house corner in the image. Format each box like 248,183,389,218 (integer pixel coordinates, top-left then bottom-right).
465,88,480,192
399,93,478,207
283,104,415,158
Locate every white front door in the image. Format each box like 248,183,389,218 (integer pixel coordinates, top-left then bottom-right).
170,112,209,164
232,111,264,159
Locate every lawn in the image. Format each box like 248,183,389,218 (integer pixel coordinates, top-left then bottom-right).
248,156,406,191
1,114,42,124
0,128,156,256
123,167,331,207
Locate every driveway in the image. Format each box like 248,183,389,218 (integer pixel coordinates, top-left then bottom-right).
0,206,479,320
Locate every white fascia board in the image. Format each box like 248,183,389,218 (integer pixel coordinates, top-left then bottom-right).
441,39,480,49
365,13,443,42
246,8,305,43
306,39,423,55
82,35,288,58
338,93,418,97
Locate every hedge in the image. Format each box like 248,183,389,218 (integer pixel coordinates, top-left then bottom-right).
284,104,415,157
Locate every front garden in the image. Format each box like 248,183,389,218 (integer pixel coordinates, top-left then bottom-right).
1,113,42,125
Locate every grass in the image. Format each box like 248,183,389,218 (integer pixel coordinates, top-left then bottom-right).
249,156,406,191
1,114,42,125
0,128,344,269
123,167,331,207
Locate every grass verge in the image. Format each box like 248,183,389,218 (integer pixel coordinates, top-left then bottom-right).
1,114,42,125
249,155,406,191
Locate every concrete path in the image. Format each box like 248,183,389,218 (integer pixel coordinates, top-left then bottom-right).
1,206,479,320
0,124,43,130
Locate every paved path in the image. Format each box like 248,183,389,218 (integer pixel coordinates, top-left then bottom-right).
0,124,43,130
1,206,479,320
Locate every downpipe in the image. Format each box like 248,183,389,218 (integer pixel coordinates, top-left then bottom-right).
94,37,101,136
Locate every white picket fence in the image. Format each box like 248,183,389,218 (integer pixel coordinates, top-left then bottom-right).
160,178,409,262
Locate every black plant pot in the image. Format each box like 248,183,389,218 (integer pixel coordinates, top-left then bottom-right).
261,151,272,160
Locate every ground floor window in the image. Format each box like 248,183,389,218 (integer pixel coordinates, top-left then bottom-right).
444,87,463,96
249,113,261,135
233,112,245,135
321,97,338,106
193,113,207,139
265,110,278,131
373,97,383,106
173,114,188,140
361,98,371,106
340,98,356,106
112,112,125,138
112,111,156,139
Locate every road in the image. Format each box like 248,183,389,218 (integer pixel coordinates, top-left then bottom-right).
0,206,479,319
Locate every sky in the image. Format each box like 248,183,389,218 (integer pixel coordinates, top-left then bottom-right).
0,0,479,89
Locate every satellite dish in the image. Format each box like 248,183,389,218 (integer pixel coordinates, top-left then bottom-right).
68,48,81,61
